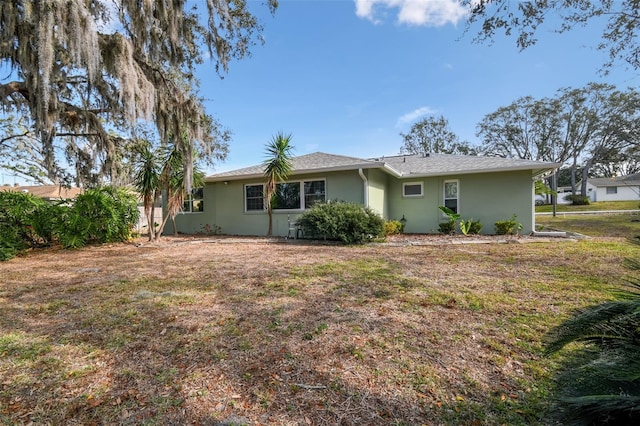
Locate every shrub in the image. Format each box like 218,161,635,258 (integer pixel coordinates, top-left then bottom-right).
438,221,456,235
59,187,139,248
460,219,482,236
494,215,523,235
383,220,403,236
0,191,60,260
564,194,590,205
295,201,384,244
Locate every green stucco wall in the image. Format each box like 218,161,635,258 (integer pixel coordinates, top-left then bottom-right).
387,170,535,234
167,168,536,237
169,170,367,237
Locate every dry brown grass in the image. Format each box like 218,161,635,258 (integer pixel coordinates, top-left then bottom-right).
0,234,636,425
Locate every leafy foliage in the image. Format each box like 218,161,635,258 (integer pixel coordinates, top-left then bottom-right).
438,206,460,235
295,202,384,244
264,133,294,237
463,0,640,72
546,236,640,424
494,215,523,235
460,219,482,236
0,186,138,259
564,194,591,206
400,115,477,155
383,220,404,236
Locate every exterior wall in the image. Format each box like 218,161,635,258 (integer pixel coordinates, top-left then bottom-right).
589,184,640,202
387,170,536,234
365,168,388,218
170,170,366,237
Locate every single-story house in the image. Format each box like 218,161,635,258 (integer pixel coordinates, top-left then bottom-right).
584,174,640,202
165,152,559,237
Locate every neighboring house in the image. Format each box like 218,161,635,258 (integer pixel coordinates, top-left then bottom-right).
0,184,83,200
165,152,559,237
585,174,640,202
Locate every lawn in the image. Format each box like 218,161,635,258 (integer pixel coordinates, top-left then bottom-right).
1,221,638,425
536,199,639,213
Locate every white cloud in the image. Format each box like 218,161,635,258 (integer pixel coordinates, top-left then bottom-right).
396,106,436,126
355,0,467,27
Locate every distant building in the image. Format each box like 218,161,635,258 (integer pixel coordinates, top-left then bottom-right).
0,184,83,201
585,174,640,202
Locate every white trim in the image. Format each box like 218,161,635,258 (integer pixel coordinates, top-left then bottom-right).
244,183,265,213
402,181,423,197
443,179,459,214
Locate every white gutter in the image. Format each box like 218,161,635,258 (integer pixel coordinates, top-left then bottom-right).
358,168,369,207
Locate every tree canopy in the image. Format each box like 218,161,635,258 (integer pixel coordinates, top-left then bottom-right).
400,116,477,156
463,0,640,73
0,0,277,187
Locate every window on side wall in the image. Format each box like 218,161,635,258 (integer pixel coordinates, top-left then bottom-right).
183,187,204,213
403,182,423,197
606,186,617,194
443,180,459,213
245,184,264,212
244,180,326,212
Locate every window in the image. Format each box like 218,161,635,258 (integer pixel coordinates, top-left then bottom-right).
403,182,423,197
273,182,301,210
304,180,325,208
244,180,325,212
245,184,264,211
183,187,204,213
606,186,617,194
444,180,459,213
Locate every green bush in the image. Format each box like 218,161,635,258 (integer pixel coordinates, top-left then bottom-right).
494,215,523,235
0,191,59,260
383,220,404,236
460,219,482,236
438,221,456,235
295,201,384,244
0,186,139,259
564,194,590,205
59,187,139,248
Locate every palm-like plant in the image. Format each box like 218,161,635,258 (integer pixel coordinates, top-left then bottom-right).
133,143,161,241
546,235,640,424
263,132,293,236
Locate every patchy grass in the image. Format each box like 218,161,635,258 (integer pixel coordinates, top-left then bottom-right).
0,232,637,425
537,213,640,237
536,200,639,213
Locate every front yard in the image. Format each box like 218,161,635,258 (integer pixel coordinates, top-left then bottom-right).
1,221,638,424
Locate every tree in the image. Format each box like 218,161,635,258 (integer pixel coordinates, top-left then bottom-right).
133,143,161,241
400,116,476,155
263,133,294,237
0,0,271,187
463,0,640,72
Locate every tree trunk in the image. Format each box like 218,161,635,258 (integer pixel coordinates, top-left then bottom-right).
581,158,593,197
267,207,273,237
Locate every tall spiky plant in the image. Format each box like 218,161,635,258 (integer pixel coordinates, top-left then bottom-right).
133,143,161,241
263,133,293,237
546,235,640,424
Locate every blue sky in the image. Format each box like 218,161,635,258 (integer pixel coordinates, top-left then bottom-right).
201,0,638,174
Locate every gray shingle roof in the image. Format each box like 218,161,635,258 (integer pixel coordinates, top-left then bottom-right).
588,173,640,187
206,152,558,182
207,152,383,181
378,153,558,177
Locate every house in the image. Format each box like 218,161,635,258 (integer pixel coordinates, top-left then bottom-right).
165,152,559,237
585,174,640,202
0,184,83,200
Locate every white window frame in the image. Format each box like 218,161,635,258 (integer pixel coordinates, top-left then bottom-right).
606,186,617,194
182,187,204,213
443,179,459,214
244,179,326,212
244,184,265,212
402,182,423,197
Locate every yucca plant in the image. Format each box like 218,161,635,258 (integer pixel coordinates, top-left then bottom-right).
546,235,640,424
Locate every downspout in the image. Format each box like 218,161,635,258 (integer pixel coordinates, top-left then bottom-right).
358,168,369,208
